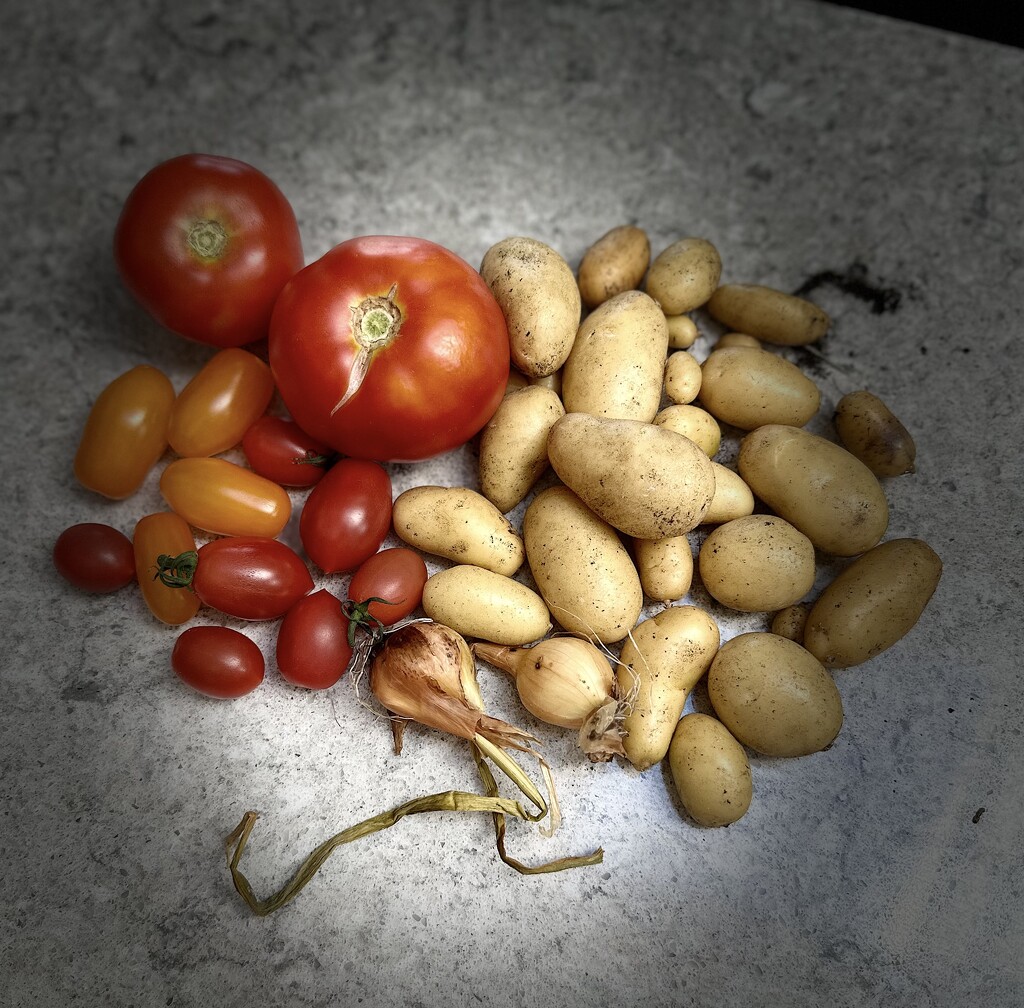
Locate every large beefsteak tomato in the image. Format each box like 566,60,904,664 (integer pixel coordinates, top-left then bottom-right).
267,235,510,462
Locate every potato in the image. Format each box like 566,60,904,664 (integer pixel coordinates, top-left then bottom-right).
708,632,843,757
669,714,752,827
616,605,720,771
632,534,694,603
715,332,761,350
561,290,669,422
644,237,722,314
531,369,562,396
737,424,888,556
803,538,942,668
666,314,699,349
392,485,524,576
653,404,721,457
771,603,810,641
701,462,755,525
421,565,551,645
706,283,830,345
577,225,651,309
663,350,702,404
478,386,565,514
834,390,917,477
522,485,643,643
698,346,821,430
479,236,580,378
547,413,716,539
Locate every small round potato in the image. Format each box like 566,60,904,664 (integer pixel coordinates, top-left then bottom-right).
653,404,722,457
771,603,810,642
707,284,830,345
701,463,755,525
664,350,703,404
698,346,821,430
666,314,699,349
577,224,651,309
708,632,843,757
645,237,722,314
834,390,917,477
669,713,753,827
803,538,942,668
421,565,551,645
698,515,816,613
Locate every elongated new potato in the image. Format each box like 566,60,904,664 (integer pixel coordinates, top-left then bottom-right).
480,236,580,378
663,350,703,404
669,714,752,827
547,413,716,539
420,565,551,645
645,237,722,314
707,284,830,345
392,485,524,576
632,534,694,603
834,390,917,477
698,346,821,429
737,424,888,556
478,385,565,513
617,605,720,771
701,463,755,525
577,224,651,308
523,485,643,643
561,290,669,422
803,538,942,668
708,632,843,757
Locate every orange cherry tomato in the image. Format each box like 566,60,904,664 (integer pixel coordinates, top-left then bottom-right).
74,365,175,499
133,512,201,625
160,457,291,537
167,348,275,457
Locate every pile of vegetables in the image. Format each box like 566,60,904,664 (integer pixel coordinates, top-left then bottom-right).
54,154,942,914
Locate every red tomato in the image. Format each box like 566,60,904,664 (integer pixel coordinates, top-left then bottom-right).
167,348,275,457
190,536,313,620
268,235,510,462
53,523,136,593
172,625,264,699
74,365,175,499
241,415,332,487
299,459,392,574
275,589,353,690
133,512,202,625
347,547,428,626
114,153,304,348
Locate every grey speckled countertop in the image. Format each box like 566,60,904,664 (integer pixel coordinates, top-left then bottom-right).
2,2,1022,1007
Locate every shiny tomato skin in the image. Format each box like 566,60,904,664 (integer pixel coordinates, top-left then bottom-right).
114,153,304,348
192,536,313,620
53,523,136,593
299,459,392,574
172,625,265,699
74,365,175,499
241,415,332,487
160,457,291,537
268,235,510,462
347,547,428,626
167,348,275,457
275,588,353,690
133,512,201,625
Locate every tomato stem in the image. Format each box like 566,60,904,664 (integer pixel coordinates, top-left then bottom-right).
154,550,199,589
186,219,228,260
331,285,402,415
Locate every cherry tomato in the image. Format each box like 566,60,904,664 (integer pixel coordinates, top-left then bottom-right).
299,459,392,574
74,365,175,499
167,348,275,457
268,235,510,462
53,523,136,593
241,415,332,488
188,536,313,620
275,588,353,690
172,625,264,698
133,512,201,625
348,547,427,626
160,457,291,537
114,153,303,348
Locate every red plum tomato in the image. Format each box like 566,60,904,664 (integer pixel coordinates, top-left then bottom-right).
268,235,510,462
299,459,392,574
275,588,353,690
172,625,265,699
241,415,332,487
347,547,427,626
53,523,136,593
114,153,304,348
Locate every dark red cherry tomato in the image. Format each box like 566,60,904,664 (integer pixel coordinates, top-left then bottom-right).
172,625,265,698
53,523,137,593
275,588,353,690
347,547,428,626
241,415,333,488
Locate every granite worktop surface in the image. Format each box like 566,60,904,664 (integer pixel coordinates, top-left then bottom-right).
2,2,1022,1006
